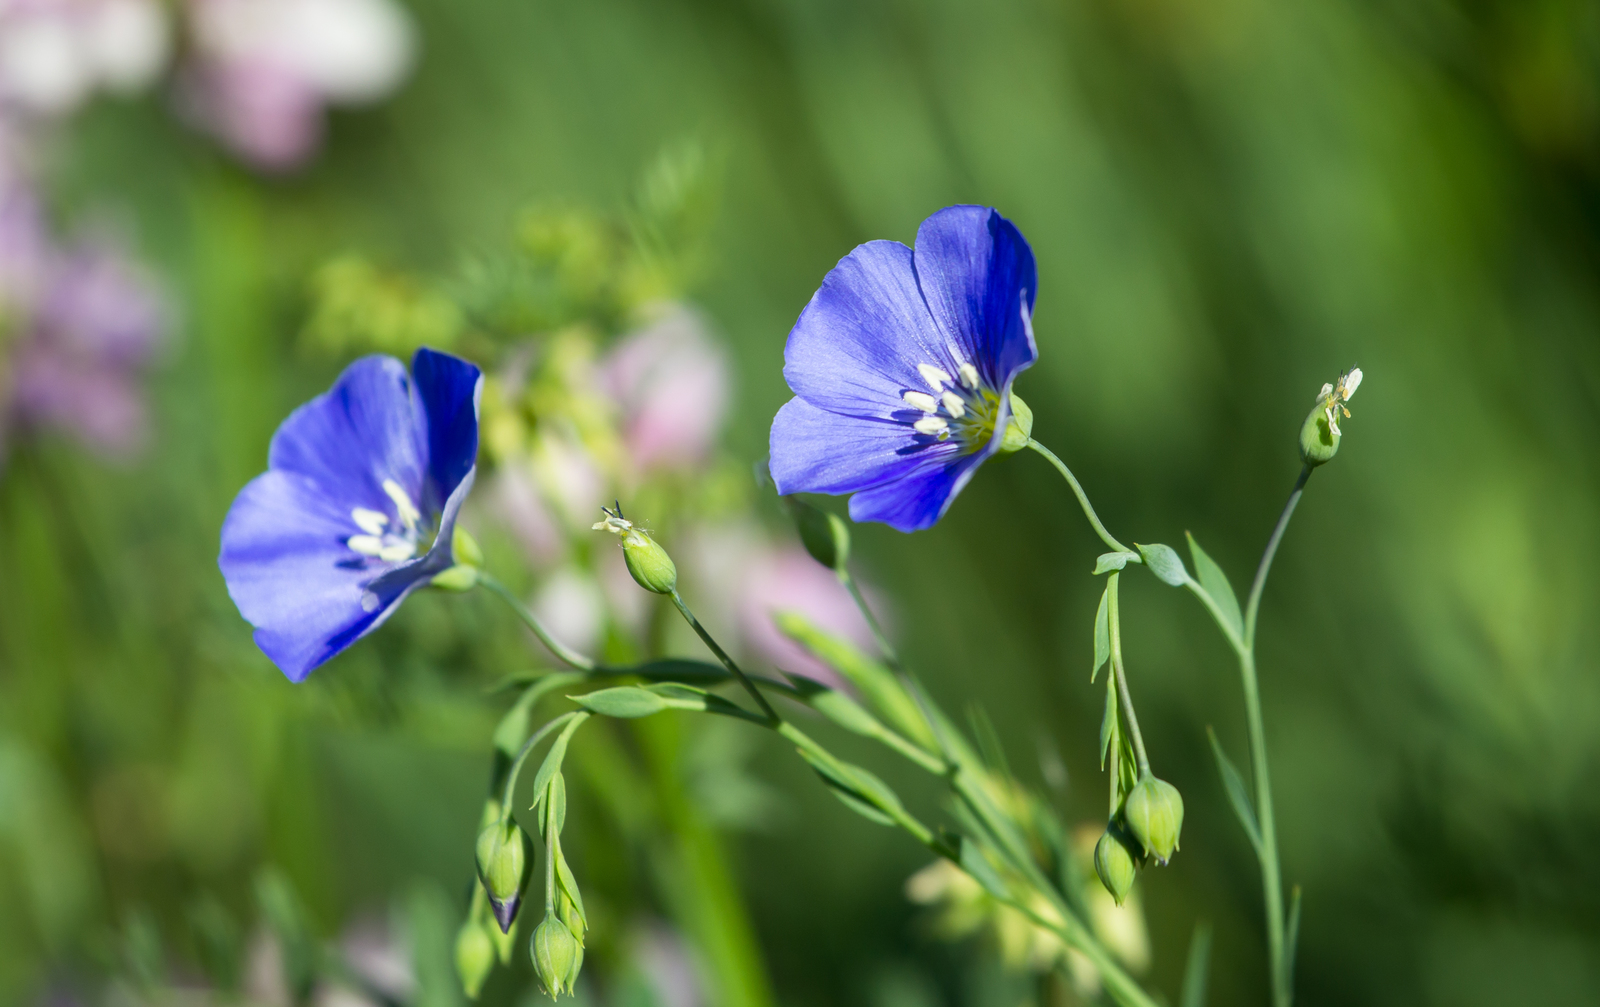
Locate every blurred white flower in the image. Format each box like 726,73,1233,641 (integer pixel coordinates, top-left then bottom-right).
532,565,606,657
599,305,729,474
0,0,168,118
529,425,605,530
183,0,414,170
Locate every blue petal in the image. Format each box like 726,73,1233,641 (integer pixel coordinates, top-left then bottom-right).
412,347,482,515
219,470,434,681
769,396,965,496
847,449,986,533
912,205,1038,391
782,240,966,419
267,355,430,519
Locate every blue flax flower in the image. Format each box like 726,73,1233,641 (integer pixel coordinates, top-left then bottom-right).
768,205,1038,532
219,348,483,681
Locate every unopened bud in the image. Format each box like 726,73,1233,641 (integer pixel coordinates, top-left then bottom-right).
453,525,485,567
455,917,495,999
1093,826,1139,906
786,497,850,572
593,505,676,594
432,564,479,591
997,391,1033,454
475,820,530,932
530,912,581,998
1123,777,1184,865
1299,367,1362,468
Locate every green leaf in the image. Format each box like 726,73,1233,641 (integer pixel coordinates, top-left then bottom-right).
1206,727,1262,852
1099,671,1118,770
1180,921,1213,1007
1094,550,1140,574
1284,886,1303,994
1092,585,1111,682
1137,543,1189,586
1187,532,1243,639
547,771,567,838
785,674,887,738
828,788,897,826
624,658,730,684
958,838,1009,900
492,674,584,756
530,715,587,806
572,687,667,719
775,611,936,748
795,746,904,826
555,849,586,929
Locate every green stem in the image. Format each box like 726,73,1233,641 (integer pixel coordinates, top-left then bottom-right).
1027,439,1133,555
840,568,958,762
1244,467,1310,649
842,570,901,670
1106,574,1152,778
479,573,597,671
501,712,582,815
669,589,781,725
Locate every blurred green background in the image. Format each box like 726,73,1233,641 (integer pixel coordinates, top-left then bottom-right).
5,0,1600,1004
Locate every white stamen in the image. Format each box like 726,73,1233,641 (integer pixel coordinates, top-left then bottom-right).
347,535,386,557
360,591,380,613
941,391,966,418
918,363,952,390
352,507,389,536
958,363,980,389
593,514,633,535
378,542,416,562
913,416,949,436
902,391,939,413
382,479,421,531
1325,404,1341,437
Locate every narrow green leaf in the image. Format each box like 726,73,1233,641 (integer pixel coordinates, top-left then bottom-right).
1180,921,1213,1007
555,848,586,928
1137,543,1189,586
548,771,567,838
795,746,904,823
530,715,588,805
776,611,935,748
1186,532,1243,639
624,658,730,684
572,687,666,719
828,787,898,826
1206,727,1262,852
1285,886,1303,995
785,674,887,738
1094,550,1140,574
1099,671,1118,770
1092,585,1111,682
959,838,1009,900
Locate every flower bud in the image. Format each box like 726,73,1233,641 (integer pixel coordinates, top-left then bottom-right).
1299,367,1362,467
432,564,479,591
455,917,496,999
593,505,677,594
1123,777,1184,866
453,524,485,566
1093,827,1139,906
786,496,850,573
530,912,581,998
475,820,530,932
997,391,1033,454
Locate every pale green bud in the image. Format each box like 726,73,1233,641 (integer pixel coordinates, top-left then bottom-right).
786,497,850,573
475,820,530,932
997,391,1033,454
432,564,479,591
1124,777,1184,865
530,912,581,998
593,506,677,594
1299,367,1362,467
1093,827,1139,906
453,525,485,566
454,917,496,999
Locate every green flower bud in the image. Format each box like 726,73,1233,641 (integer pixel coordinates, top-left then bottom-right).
593,505,676,594
475,820,530,932
1123,777,1184,865
432,564,479,591
786,496,850,573
530,912,581,998
453,524,485,566
455,916,496,999
1299,367,1362,468
1093,826,1139,906
997,391,1034,454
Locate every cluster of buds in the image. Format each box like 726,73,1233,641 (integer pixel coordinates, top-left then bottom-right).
1093,776,1185,905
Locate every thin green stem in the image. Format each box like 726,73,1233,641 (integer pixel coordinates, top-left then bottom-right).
479,572,597,671
1106,574,1152,778
1244,466,1311,649
669,589,781,725
842,570,901,670
501,712,582,816
840,567,957,763
1027,439,1133,555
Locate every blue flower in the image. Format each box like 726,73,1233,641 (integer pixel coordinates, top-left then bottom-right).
768,205,1038,532
219,348,483,681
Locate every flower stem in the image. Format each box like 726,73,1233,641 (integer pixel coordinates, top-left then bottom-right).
669,589,781,725
1106,574,1152,778
841,570,901,670
1237,465,1311,1007
479,572,597,671
1027,439,1132,555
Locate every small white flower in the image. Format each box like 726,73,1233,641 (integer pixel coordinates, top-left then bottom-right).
1319,366,1362,436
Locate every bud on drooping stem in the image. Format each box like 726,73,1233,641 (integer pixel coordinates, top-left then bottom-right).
1299,367,1362,467
1123,777,1184,866
1093,825,1140,906
530,911,581,998
593,504,677,594
475,818,531,932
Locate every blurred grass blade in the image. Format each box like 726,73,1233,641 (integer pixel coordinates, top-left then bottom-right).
1207,727,1262,853
1180,921,1213,1007
1285,885,1303,999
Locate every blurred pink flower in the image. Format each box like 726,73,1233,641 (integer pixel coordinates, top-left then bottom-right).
631,920,706,1007
0,177,46,310
599,306,729,473
183,0,414,171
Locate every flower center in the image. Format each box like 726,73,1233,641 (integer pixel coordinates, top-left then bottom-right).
901,361,1002,450
346,479,424,564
